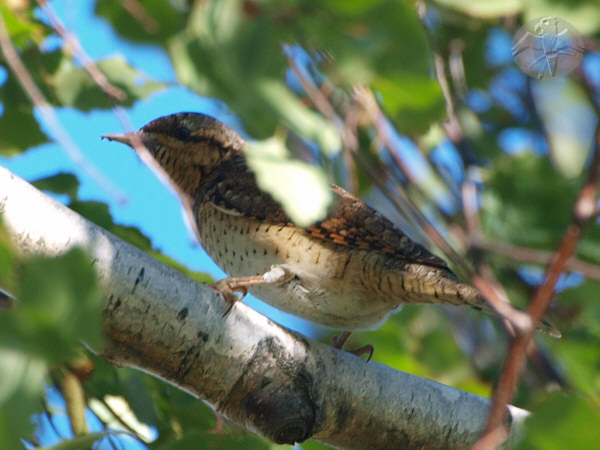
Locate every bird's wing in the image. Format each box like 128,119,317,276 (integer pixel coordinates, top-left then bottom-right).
306,185,450,269
201,158,449,269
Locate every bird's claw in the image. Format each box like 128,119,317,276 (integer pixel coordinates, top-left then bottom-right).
331,332,375,362
211,279,248,317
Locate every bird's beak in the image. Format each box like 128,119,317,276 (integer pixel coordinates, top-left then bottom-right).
102,132,137,146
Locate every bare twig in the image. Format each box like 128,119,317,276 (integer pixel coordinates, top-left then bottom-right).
36,0,126,102
287,57,361,193
461,181,535,333
121,0,160,34
475,239,600,282
475,123,600,449
433,52,477,166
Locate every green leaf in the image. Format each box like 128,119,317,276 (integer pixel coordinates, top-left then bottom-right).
481,153,578,248
32,172,80,202
245,138,332,227
0,247,105,365
0,99,48,155
154,431,271,450
69,200,154,251
51,56,168,110
256,80,340,155
300,440,336,450
0,349,47,449
555,330,600,396
42,432,109,450
0,219,16,292
0,4,50,48
374,76,445,133
525,0,600,35
532,78,596,178
0,51,63,153
152,253,214,284
96,0,187,44
303,0,444,131
168,1,288,138
433,0,522,18
515,393,600,450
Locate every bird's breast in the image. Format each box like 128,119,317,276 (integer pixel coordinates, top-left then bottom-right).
195,202,400,330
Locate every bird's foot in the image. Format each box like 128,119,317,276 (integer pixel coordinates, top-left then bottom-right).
211,278,249,317
211,265,293,317
331,331,374,362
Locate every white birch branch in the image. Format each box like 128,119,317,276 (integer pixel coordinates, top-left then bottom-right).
0,166,528,449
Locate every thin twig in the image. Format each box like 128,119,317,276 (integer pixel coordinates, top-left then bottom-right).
36,0,126,102
461,181,535,333
433,52,477,166
475,123,600,449
475,239,600,282
351,88,469,268
287,57,361,193
120,0,159,34
0,9,126,203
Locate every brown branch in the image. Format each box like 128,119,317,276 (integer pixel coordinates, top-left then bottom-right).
475,123,600,449
0,288,14,310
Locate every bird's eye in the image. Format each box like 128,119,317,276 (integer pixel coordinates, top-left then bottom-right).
172,126,191,141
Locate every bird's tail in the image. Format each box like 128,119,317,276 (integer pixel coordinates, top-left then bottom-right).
396,264,561,338
447,278,562,338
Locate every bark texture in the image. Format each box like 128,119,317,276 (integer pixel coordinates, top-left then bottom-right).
0,167,527,449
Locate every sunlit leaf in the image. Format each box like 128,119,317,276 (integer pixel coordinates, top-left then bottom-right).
434,0,522,18
256,80,340,156
525,0,600,35
532,78,596,178
0,219,16,291
0,3,50,48
245,138,332,227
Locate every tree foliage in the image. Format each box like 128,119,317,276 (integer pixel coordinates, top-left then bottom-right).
1,0,600,448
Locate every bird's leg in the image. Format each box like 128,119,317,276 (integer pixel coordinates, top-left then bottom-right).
211,265,293,317
331,331,374,362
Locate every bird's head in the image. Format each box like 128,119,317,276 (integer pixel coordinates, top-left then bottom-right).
103,112,246,197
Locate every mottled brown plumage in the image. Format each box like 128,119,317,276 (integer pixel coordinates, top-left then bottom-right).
104,113,560,338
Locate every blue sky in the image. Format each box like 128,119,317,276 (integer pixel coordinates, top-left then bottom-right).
0,0,319,335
